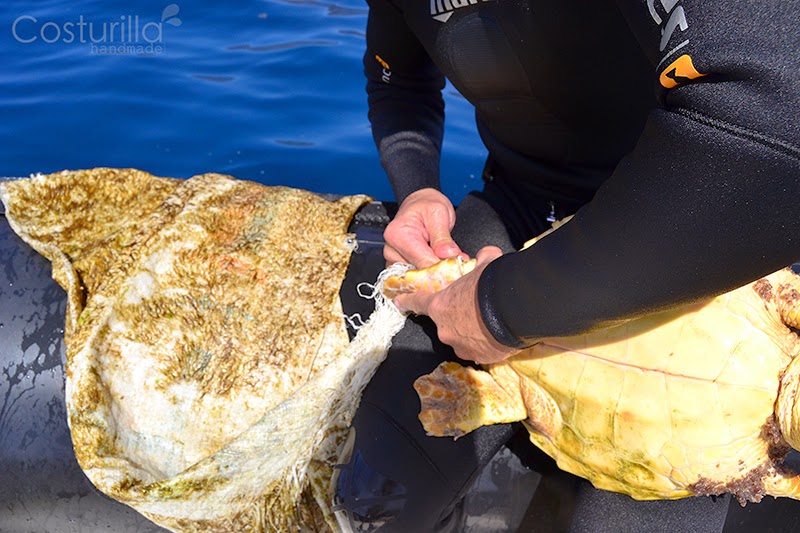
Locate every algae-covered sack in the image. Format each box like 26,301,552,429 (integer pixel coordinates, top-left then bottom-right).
0,169,407,532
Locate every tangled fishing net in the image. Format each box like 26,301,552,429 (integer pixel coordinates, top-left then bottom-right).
0,169,409,532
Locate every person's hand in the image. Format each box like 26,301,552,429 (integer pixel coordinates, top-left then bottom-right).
393,246,518,364
384,188,467,268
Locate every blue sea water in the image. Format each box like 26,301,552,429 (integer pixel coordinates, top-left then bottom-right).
0,0,487,204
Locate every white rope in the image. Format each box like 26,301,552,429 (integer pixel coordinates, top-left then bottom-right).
345,262,412,331
343,312,366,331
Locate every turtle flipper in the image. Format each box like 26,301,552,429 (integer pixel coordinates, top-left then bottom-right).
413,362,527,439
383,258,476,299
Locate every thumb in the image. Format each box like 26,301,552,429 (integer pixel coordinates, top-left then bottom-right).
427,210,461,260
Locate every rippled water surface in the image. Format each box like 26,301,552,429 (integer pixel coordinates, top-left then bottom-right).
0,0,486,202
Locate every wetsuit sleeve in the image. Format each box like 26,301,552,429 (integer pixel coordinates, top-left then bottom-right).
478,1,800,347
364,0,446,203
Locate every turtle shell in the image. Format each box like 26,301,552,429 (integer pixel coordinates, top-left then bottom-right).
504,268,800,503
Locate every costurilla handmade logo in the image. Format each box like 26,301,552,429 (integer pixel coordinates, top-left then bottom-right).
430,0,489,23
11,4,182,55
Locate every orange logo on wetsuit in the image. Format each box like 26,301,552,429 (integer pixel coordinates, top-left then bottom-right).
659,54,706,89
375,55,390,70
375,54,392,83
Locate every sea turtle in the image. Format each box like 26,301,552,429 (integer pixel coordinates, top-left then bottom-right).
386,255,800,505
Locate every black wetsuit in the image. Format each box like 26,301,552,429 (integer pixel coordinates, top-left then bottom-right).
364,0,800,347
335,1,800,531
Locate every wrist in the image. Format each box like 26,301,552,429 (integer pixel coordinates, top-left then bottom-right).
403,187,443,203
390,176,440,205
